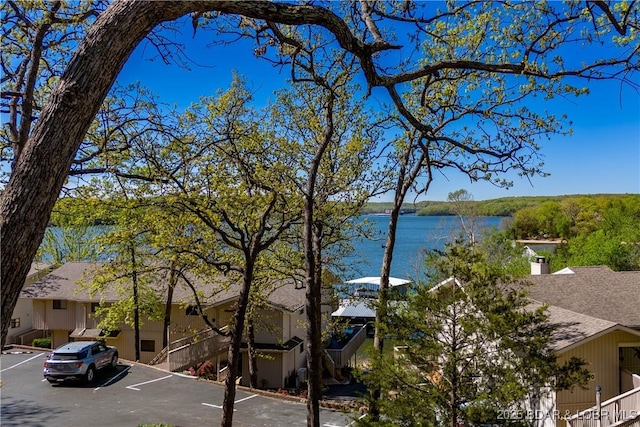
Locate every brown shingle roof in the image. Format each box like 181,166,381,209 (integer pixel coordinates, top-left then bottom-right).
20,262,306,312
522,266,640,329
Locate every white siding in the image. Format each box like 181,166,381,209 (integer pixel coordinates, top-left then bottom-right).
6,299,34,344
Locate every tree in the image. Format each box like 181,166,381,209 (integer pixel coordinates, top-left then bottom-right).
1,3,638,419
359,240,590,426
1,0,105,173
269,51,383,425
36,225,100,265
111,77,303,427
446,189,480,245
553,196,640,271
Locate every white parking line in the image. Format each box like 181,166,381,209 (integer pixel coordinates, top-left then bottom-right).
202,393,258,411
345,414,367,426
235,394,258,404
0,353,43,372
126,374,173,391
202,402,228,410
94,364,133,390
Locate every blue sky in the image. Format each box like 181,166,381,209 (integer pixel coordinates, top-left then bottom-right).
117,16,639,202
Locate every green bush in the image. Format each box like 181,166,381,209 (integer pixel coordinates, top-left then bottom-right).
32,337,52,349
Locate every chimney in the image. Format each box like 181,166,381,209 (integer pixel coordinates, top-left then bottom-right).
531,256,550,275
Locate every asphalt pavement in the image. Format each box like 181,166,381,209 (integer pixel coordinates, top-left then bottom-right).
1,348,357,427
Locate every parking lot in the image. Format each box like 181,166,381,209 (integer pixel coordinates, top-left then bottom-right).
1,349,355,427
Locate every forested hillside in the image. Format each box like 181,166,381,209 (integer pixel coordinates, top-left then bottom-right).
365,193,640,218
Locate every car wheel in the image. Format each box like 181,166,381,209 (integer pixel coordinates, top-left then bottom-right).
85,365,96,384
110,353,118,369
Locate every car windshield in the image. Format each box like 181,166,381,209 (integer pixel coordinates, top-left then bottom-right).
50,351,87,360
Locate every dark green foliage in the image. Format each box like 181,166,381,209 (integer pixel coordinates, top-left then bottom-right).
32,337,52,348
357,240,590,426
550,196,640,271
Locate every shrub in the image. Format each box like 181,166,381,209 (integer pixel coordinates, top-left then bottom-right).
188,360,216,380
32,337,51,349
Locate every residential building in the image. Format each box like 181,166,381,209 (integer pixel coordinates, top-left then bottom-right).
7,262,52,345
542,304,640,426
389,261,640,426
522,261,640,425
18,262,323,389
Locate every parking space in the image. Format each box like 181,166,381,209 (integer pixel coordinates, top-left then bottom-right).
1,350,354,427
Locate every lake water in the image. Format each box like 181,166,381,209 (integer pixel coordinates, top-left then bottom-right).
343,215,504,281
42,215,505,282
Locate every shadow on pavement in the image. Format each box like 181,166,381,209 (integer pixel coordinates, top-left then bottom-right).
0,396,69,427
46,363,130,388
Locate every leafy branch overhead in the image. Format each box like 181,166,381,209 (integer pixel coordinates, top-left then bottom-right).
1,2,639,426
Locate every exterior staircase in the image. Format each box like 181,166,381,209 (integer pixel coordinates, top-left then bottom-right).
566,384,640,427
149,327,231,372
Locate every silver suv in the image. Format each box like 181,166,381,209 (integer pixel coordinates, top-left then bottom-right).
43,341,118,384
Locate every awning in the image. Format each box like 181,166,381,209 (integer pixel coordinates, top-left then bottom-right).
331,300,376,318
69,328,120,339
345,277,411,287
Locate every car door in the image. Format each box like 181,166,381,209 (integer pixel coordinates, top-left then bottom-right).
92,344,107,369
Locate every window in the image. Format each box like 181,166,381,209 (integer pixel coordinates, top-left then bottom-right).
10,318,20,328
53,299,67,310
300,343,304,354
92,343,107,355
186,305,201,316
140,339,155,352
91,302,100,313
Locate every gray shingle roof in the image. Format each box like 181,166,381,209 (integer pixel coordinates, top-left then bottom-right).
20,262,306,312
27,262,52,278
537,303,639,352
21,262,110,301
522,266,640,329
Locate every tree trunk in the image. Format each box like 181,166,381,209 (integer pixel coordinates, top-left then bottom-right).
247,317,259,389
369,174,406,419
368,202,401,419
162,271,176,349
310,224,325,426
304,216,324,427
130,245,141,362
220,269,253,427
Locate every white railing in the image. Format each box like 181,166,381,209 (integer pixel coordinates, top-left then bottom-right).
149,327,231,372
566,386,640,427
324,325,367,368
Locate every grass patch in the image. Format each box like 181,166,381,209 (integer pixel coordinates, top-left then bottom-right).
353,338,398,368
